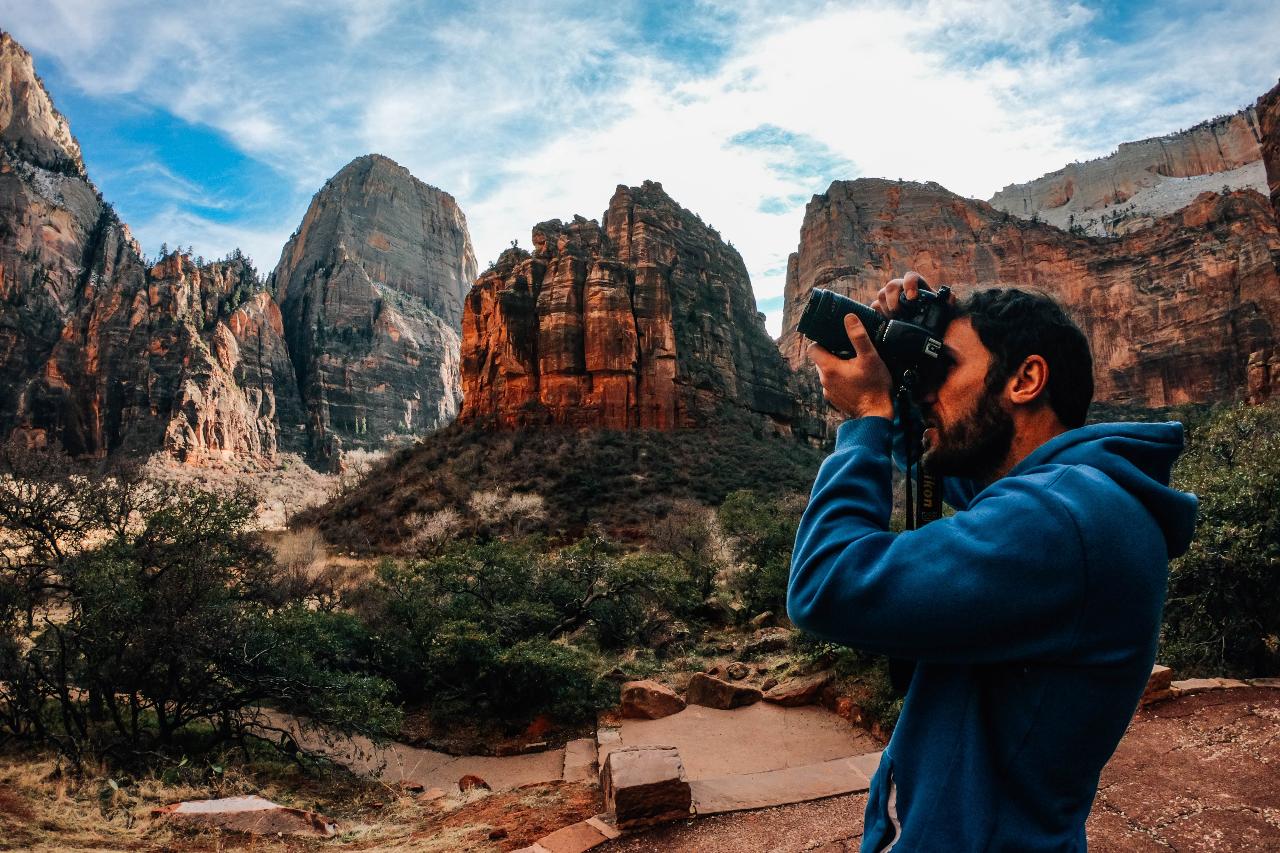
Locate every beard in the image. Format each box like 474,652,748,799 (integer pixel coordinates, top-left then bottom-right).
922,384,1015,484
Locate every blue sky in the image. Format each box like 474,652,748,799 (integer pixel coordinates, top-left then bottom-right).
6,0,1279,333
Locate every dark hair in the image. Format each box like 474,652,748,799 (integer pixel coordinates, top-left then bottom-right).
954,288,1094,428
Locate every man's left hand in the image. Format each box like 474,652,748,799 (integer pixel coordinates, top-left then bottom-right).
808,313,894,420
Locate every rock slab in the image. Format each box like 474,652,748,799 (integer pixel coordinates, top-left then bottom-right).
151,795,337,837
764,671,835,708
621,680,686,720
686,673,763,710
601,745,692,830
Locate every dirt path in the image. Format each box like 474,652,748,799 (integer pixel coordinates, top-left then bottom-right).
604,688,1280,852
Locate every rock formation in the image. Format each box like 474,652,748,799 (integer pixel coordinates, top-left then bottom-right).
781,179,1280,408
990,109,1267,236
1259,81,1280,228
0,33,302,462
460,181,807,434
270,154,475,465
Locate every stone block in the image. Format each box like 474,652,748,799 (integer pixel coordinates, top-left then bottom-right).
620,679,686,720
601,746,691,830
686,672,763,710
563,738,599,784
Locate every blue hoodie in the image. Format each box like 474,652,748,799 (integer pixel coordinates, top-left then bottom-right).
788,418,1198,853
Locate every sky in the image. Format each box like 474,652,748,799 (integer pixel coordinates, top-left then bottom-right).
6,0,1280,335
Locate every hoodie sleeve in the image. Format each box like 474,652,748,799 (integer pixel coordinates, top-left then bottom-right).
788,417,1087,663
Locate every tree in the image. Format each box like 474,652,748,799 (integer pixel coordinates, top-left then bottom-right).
0,444,399,767
1162,402,1280,676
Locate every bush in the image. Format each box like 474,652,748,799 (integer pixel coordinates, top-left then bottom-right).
718,489,806,616
489,639,612,724
1161,402,1280,677
365,534,701,724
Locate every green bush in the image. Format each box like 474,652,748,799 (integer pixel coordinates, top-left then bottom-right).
365,534,701,724
1161,401,1280,677
718,489,806,616
489,639,612,724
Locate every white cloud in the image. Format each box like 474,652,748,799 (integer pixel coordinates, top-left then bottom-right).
5,0,1279,337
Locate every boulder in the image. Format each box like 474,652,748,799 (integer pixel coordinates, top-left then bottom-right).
621,680,686,720
764,671,834,707
458,774,490,792
744,628,792,656
686,672,763,710
726,662,750,681
600,746,691,829
1140,664,1174,706
151,796,336,837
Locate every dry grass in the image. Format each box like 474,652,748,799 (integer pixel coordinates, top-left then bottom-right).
0,746,598,852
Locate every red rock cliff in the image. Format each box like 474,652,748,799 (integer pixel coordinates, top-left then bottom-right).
1258,80,1280,228
781,179,1280,408
0,32,304,463
460,181,806,433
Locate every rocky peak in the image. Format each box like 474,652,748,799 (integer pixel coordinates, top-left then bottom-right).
460,181,808,435
271,153,477,464
782,178,1280,409
0,31,84,176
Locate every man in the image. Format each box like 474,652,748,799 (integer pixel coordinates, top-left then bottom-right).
788,272,1198,852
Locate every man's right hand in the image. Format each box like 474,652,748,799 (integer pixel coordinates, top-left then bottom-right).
873,270,927,317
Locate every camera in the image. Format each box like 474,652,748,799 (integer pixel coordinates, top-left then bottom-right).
797,280,955,394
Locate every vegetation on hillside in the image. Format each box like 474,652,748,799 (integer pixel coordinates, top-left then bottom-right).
298,411,826,551
3,397,1275,786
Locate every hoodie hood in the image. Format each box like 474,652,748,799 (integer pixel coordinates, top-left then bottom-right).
1010,421,1199,558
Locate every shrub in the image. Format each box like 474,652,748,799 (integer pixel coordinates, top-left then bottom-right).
488,639,612,724
1161,401,1280,677
718,489,806,616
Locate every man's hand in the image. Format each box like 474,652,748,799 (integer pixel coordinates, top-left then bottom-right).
873,270,926,317
808,313,894,420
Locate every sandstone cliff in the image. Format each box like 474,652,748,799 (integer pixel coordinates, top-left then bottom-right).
271,154,475,465
990,109,1267,236
460,181,806,434
781,179,1280,408
1258,81,1280,227
0,32,305,463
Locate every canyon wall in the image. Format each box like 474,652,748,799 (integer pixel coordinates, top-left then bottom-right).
271,154,475,464
781,179,1280,408
0,32,305,463
989,109,1267,237
460,181,809,434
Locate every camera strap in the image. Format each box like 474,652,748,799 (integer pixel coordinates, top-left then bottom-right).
889,383,946,697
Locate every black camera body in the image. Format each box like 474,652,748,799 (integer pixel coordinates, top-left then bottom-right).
797,282,955,393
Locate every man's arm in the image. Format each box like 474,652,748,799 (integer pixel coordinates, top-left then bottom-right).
787,417,1087,663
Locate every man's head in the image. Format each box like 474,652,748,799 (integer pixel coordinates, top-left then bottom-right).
919,288,1094,482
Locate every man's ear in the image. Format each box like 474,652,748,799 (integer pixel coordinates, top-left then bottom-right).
1007,355,1049,406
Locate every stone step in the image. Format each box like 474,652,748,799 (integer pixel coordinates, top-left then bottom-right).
690,751,883,816
562,737,598,784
